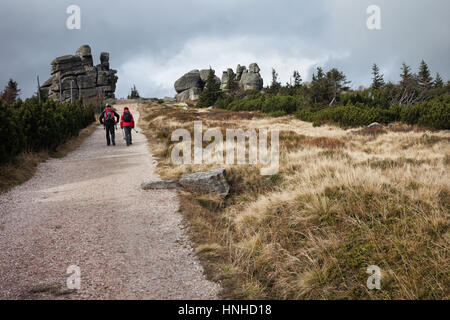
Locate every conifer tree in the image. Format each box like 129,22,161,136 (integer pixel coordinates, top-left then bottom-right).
0,79,20,104
128,85,140,99
268,68,281,94
226,72,238,92
417,59,433,88
292,70,302,88
371,63,385,89
197,68,221,108
434,73,444,88
400,63,414,87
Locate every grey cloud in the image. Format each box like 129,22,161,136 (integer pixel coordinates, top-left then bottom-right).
0,0,448,98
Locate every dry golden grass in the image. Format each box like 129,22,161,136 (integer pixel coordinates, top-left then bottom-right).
0,122,98,194
139,102,450,300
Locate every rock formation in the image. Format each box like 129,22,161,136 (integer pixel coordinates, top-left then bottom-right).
235,64,247,81
239,63,263,91
220,68,236,90
173,63,263,102
174,69,220,102
41,45,118,103
221,63,263,91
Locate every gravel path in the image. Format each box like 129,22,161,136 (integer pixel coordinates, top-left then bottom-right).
0,103,220,300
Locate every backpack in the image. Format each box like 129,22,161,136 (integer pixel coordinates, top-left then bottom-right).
123,112,132,123
105,108,115,123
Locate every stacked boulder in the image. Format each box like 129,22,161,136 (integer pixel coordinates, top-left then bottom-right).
174,63,264,102
239,63,263,91
220,63,263,91
220,63,264,91
235,64,247,81
220,68,236,90
174,69,221,102
41,45,118,102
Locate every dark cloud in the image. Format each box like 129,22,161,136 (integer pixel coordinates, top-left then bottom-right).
0,0,448,98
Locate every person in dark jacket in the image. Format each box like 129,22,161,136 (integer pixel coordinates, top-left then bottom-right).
99,104,120,146
120,107,135,146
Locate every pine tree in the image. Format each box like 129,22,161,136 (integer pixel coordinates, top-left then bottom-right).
1,79,20,104
268,68,281,94
197,68,221,108
400,63,414,87
371,63,385,89
326,68,350,105
226,72,238,92
311,67,326,103
398,63,421,105
434,73,444,88
418,59,433,88
310,67,349,104
312,67,325,82
128,85,140,99
292,70,302,88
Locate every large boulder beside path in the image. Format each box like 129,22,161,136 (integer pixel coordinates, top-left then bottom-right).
179,168,230,199
141,168,230,199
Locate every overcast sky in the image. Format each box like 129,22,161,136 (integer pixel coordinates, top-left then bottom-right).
1,0,449,99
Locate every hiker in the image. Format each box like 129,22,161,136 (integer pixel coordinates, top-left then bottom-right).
99,104,120,146
120,107,135,146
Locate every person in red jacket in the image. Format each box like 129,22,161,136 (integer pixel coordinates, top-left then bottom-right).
120,107,135,146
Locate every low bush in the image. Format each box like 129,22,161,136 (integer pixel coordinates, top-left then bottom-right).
400,95,450,129
296,95,449,129
0,97,95,164
261,95,299,114
217,94,303,115
267,110,287,117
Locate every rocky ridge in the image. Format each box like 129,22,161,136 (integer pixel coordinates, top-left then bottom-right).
174,63,263,102
41,45,118,103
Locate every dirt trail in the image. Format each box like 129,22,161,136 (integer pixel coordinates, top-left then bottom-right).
0,103,220,300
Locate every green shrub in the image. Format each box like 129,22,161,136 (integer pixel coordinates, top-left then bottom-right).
218,94,302,115
400,95,450,129
0,98,95,164
197,69,222,108
261,95,299,114
267,110,287,117
227,96,265,111
296,95,449,130
215,96,234,109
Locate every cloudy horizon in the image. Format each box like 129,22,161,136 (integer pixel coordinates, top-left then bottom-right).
1,0,449,99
